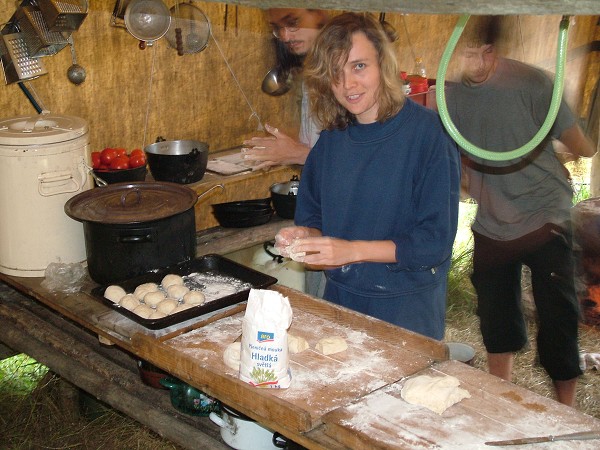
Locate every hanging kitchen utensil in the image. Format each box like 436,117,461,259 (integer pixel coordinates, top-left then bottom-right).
0,32,48,84
15,4,69,57
165,2,210,55
124,0,171,49
37,0,89,33
66,35,86,85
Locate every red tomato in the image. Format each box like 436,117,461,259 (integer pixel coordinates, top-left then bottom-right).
110,156,130,170
130,148,144,158
100,148,118,166
128,153,146,168
114,147,127,157
91,151,101,169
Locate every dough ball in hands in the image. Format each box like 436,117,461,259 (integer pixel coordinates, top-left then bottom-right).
161,274,184,289
315,336,348,355
183,290,206,306
156,298,179,315
134,282,159,300
167,284,189,300
143,290,166,308
104,285,126,303
133,304,154,319
288,334,310,354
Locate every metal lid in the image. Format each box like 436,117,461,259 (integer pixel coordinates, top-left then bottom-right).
0,113,88,146
64,182,198,224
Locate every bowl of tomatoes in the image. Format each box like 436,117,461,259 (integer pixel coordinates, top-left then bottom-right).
91,148,148,186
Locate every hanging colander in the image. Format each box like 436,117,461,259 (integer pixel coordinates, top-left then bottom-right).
124,0,171,47
165,2,211,56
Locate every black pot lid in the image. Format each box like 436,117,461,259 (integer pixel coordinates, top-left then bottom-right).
64,181,198,224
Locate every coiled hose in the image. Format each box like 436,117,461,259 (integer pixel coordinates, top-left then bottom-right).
435,15,571,161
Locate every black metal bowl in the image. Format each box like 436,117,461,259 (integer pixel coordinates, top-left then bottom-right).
214,209,274,228
93,165,147,185
144,140,209,184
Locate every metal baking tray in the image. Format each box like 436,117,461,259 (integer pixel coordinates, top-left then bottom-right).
90,254,277,329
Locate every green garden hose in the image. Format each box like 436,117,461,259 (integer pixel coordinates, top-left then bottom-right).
435,15,571,161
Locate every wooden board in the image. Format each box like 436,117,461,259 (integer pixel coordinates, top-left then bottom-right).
322,360,600,449
133,286,447,435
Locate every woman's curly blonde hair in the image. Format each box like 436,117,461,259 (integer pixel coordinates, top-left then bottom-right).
304,12,405,130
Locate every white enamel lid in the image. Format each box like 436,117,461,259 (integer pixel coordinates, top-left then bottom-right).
0,113,88,146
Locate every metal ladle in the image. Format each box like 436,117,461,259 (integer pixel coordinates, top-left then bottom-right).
261,66,292,96
67,36,86,85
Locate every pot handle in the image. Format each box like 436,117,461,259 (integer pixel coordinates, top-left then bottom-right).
209,411,237,434
196,184,225,204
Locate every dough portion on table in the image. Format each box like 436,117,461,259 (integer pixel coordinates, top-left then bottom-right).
315,336,348,355
401,374,471,414
288,334,310,354
223,341,241,371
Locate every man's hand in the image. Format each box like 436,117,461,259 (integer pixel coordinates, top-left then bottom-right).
242,123,310,170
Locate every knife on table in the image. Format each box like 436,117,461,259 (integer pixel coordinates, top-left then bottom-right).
485,430,600,446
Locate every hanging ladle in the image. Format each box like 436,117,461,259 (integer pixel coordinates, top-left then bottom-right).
67,35,86,85
261,66,292,96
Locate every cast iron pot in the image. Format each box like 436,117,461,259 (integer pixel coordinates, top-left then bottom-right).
144,140,209,184
270,175,299,219
64,182,223,284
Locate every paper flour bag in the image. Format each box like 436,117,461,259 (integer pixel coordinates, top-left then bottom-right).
239,289,293,388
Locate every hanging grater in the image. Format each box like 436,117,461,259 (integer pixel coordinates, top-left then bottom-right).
38,0,89,32
0,33,48,84
16,5,69,57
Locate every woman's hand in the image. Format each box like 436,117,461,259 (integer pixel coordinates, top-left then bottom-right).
242,124,310,170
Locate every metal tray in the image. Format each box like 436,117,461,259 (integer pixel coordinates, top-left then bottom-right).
90,254,277,329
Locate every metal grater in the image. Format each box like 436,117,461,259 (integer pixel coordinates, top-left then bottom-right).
38,0,89,32
17,5,69,57
0,33,48,84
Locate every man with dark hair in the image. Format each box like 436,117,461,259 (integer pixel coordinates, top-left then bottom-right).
447,16,595,405
242,9,330,170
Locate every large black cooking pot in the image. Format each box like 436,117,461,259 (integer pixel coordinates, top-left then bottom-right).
144,140,209,184
64,182,223,284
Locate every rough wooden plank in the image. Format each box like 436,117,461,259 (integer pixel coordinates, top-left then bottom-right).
321,360,600,449
201,0,599,15
131,287,445,442
0,292,228,450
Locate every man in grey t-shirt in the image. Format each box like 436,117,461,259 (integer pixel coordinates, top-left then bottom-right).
447,16,595,406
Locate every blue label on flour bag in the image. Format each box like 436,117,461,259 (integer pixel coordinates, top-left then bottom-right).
257,331,274,343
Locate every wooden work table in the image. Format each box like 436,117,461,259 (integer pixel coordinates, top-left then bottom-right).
2,223,600,449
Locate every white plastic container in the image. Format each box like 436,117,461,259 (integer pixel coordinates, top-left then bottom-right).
0,113,92,276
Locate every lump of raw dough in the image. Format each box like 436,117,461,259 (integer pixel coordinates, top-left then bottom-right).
156,298,179,315
167,284,189,300
223,341,241,371
401,374,471,415
133,282,158,300
119,294,140,310
149,310,167,320
143,290,166,307
315,336,348,355
104,285,126,303
161,274,184,289
183,290,206,305
173,302,195,313
288,334,310,354
132,304,154,319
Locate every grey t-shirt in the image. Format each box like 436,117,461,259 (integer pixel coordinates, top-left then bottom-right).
447,57,576,240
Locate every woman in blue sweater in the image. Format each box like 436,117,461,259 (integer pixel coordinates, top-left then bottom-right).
275,13,460,340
